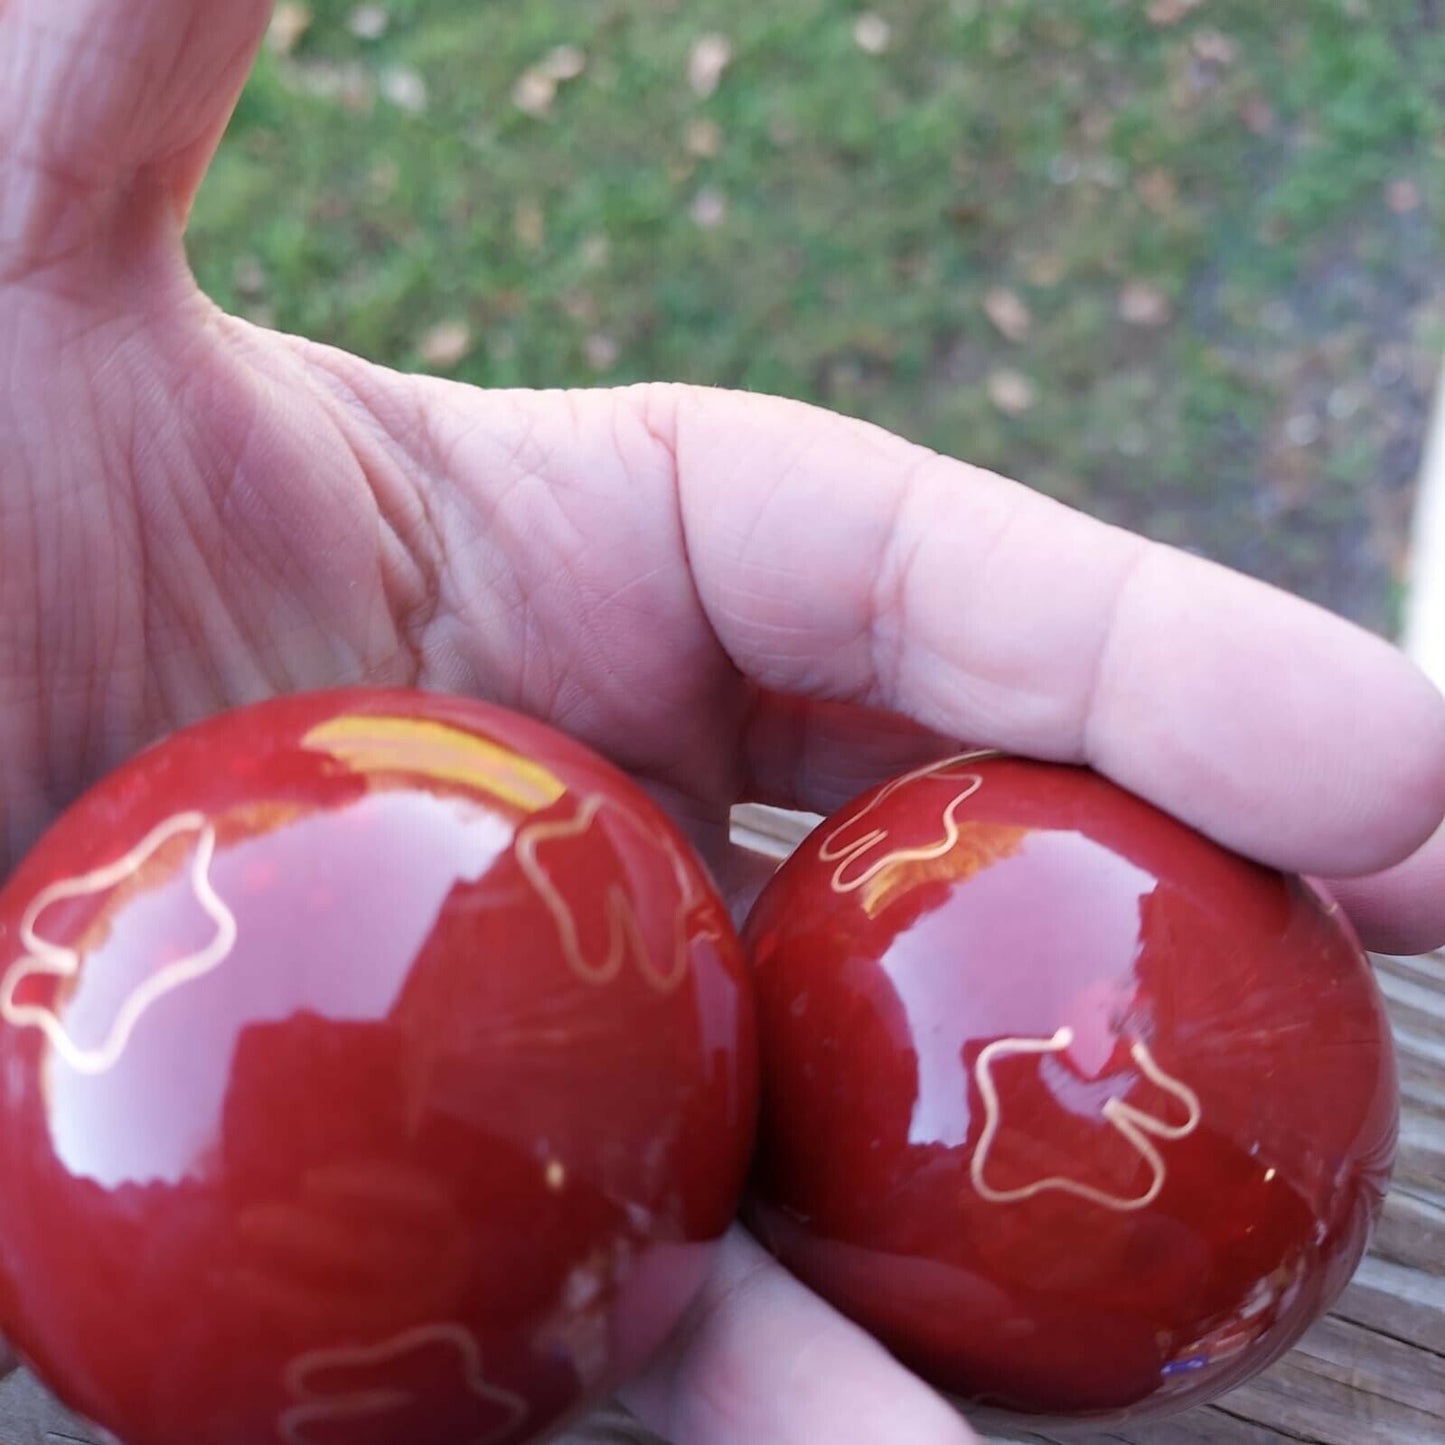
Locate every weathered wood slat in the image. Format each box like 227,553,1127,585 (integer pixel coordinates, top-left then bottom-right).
1335,1254,1445,1354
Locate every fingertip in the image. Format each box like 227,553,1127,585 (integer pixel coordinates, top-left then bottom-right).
1092,558,1445,878
1324,817,1445,956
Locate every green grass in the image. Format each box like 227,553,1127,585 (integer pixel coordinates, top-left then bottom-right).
188,0,1445,631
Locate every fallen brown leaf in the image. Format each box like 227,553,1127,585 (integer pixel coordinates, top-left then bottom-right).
347,4,389,41
987,369,1036,415
1146,0,1204,24
267,3,312,55
1119,280,1172,327
854,14,892,54
513,68,557,117
983,287,1032,343
690,188,729,228
380,65,428,114
541,45,588,82
584,335,620,372
419,321,473,369
1191,29,1238,66
688,35,733,98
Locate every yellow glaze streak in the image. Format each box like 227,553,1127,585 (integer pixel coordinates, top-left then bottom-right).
303,717,566,813
859,821,1029,918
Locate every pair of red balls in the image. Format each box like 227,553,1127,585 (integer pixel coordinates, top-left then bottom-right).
0,690,1395,1445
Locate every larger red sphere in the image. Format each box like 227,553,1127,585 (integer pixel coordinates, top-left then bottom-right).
0,690,756,1445
743,754,1396,1427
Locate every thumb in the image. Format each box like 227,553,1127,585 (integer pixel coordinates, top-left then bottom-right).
0,0,271,279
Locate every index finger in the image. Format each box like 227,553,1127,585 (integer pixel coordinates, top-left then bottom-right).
656,386,1445,881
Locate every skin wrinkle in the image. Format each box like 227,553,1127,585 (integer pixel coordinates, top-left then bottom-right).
288,357,444,681
0,152,117,287
868,452,956,715
1076,539,1155,769
417,386,744,800
187,330,429,691
416,391,555,695
28,359,142,806
130,357,249,699
675,403,896,700
698,506,831,677
618,386,745,732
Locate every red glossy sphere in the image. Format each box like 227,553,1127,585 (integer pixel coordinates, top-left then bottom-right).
0,690,756,1445
743,754,1396,1427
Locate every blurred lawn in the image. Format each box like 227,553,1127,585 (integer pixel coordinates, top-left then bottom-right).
189,0,1445,633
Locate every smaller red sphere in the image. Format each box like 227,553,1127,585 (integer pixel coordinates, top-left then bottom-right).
0,690,757,1445
743,754,1396,1427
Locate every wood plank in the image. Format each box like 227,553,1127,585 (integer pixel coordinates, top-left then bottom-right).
1372,1187,1445,1269
1290,1314,1445,1418
1101,1412,1294,1444
1210,1355,1444,1444
1333,1254,1445,1355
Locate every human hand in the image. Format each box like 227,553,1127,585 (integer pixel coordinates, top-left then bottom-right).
2,3,1442,1442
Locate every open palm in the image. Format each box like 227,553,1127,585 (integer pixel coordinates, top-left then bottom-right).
2,3,1443,1442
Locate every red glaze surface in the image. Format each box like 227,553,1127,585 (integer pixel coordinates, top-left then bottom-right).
743,754,1397,1426
0,690,757,1445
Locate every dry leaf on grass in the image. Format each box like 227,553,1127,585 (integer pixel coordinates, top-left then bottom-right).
987,369,1036,415
513,69,557,117
380,65,428,114
541,45,588,82
584,335,620,372
984,287,1032,343
690,189,728,228
688,35,733,98
514,47,587,118
347,5,389,41
419,321,473,369
1147,0,1204,24
267,3,312,55
854,14,892,54
1191,30,1238,66
1119,281,1172,326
